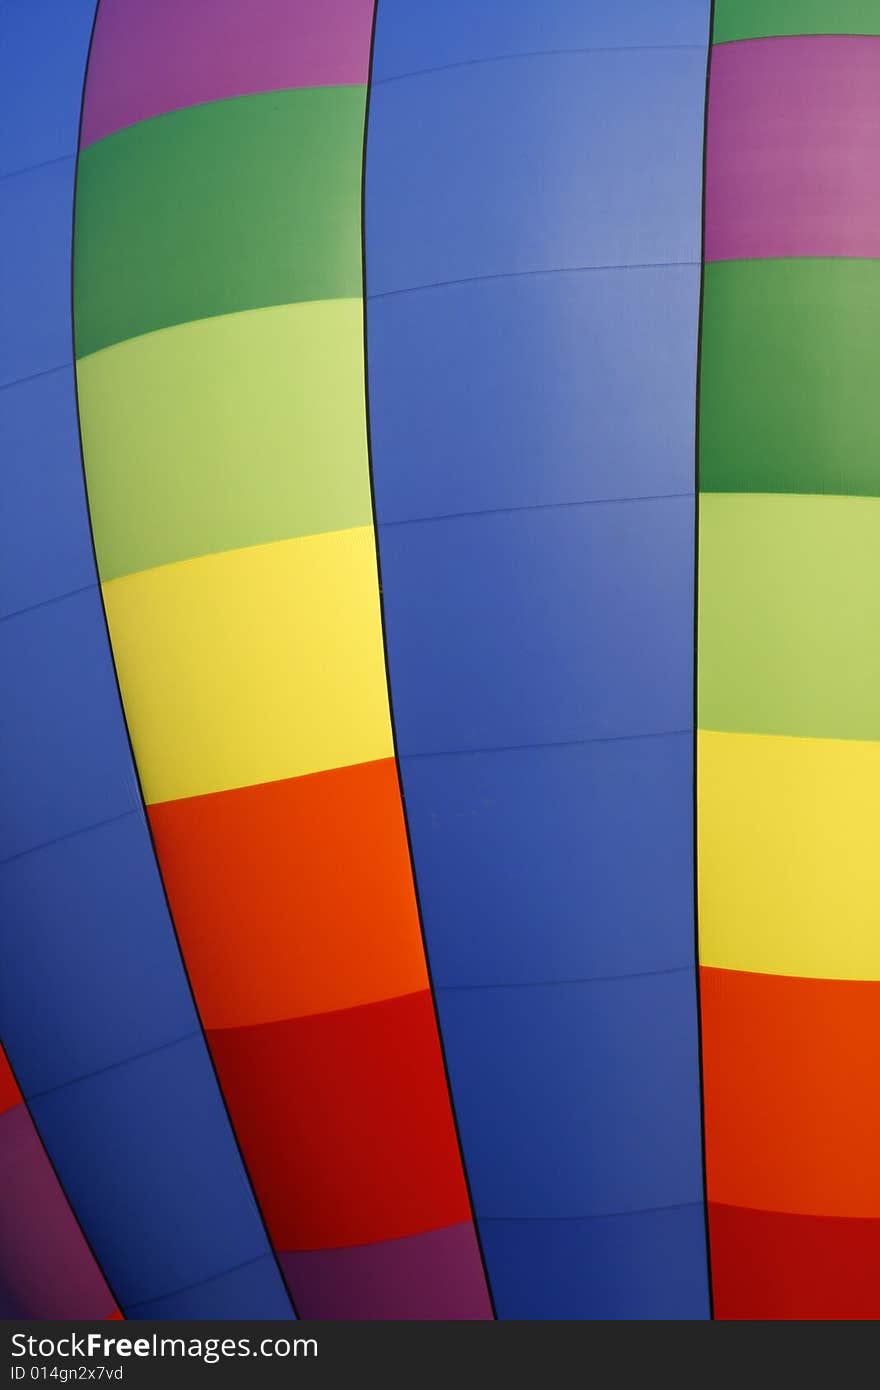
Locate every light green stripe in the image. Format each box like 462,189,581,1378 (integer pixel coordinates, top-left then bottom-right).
74,86,366,358
714,1,880,41
77,300,372,580
698,493,880,740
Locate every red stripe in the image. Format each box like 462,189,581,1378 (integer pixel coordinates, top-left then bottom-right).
208,991,471,1249
0,1047,22,1117
710,1202,880,1320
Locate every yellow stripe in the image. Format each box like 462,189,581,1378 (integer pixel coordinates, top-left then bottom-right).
103,528,393,804
698,728,880,979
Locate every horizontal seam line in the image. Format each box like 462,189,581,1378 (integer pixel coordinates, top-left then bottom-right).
699,489,880,501
400,728,692,760
26,1029,202,1101
436,966,693,993
0,152,75,183
74,294,364,365
1,583,98,626
373,43,705,85
368,261,699,301
380,492,692,528
0,808,139,868
0,362,71,393
713,33,880,46
125,1252,272,1312
81,82,369,150
478,1201,703,1223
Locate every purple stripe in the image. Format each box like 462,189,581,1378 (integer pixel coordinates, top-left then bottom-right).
81,0,374,146
280,1222,493,1319
706,35,880,262
0,1104,116,1318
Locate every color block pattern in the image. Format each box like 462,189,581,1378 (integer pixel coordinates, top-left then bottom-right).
74,0,489,1320
699,6,880,1318
2,0,295,1319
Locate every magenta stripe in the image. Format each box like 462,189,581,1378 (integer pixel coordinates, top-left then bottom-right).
705,35,880,262
0,1105,116,1318
280,1223,493,1320
81,0,374,146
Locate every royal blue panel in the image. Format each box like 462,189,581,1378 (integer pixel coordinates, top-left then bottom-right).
0,161,77,387
366,47,706,297
366,1,711,1318
437,971,704,1218
0,814,195,1094
128,1255,296,1321
0,1,94,175
29,1036,276,1310
0,370,97,619
373,0,710,81
0,590,135,862
0,2,293,1318
380,500,693,756
401,733,694,987
481,1206,710,1321
368,268,699,524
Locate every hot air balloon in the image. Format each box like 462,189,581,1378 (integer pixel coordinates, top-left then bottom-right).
1,0,876,1322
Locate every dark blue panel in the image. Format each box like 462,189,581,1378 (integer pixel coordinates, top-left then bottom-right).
0,369,97,619
365,48,705,297
0,1,95,176
30,1035,275,1309
401,732,693,987
368,267,699,524
373,0,710,81
0,160,76,386
0,814,195,1094
379,498,693,756
0,589,134,861
482,1206,710,1320
128,1255,296,1321
436,971,704,1218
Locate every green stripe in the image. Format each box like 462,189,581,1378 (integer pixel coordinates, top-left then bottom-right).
699,259,880,498
74,86,366,357
698,492,880,741
713,1,880,41
77,300,372,580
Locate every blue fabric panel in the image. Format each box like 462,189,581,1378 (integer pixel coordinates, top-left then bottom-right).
128,1255,296,1321
0,160,77,387
29,1035,277,1310
400,732,694,987
373,0,711,81
0,589,135,861
365,47,706,296
367,267,699,524
379,499,693,756
436,971,705,1220
0,814,195,1094
481,1206,710,1320
0,1,95,176
0,369,98,619
366,1,711,1318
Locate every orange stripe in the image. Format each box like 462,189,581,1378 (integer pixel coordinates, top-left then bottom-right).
148,759,428,1026
207,991,471,1250
701,965,880,1217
